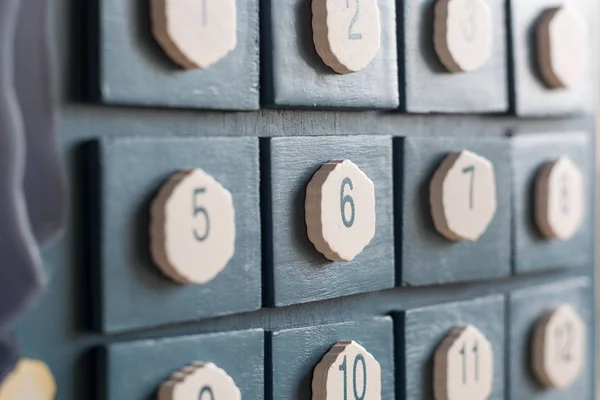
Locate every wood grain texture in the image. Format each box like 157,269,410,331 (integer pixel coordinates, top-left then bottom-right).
261,0,399,108
509,0,596,116
268,318,394,400
263,136,394,306
89,137,261,332
396,295,505,400
402,0,508,113
88,0,259,110
508,278,592,400
396,137,511,286
100,329,264,400
511,132,593,273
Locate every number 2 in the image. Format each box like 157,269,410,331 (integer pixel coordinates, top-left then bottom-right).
462,165,476,210
199,386,214,399
193,188,210,241
555,322,574,363
347,0,362,40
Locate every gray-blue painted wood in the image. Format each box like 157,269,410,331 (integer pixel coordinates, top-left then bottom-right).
401,0,509,113
511,132,593,273
89,137,262,333
262,136,394,307
509,0,596,116
395,137,511,286
267,318,394,400
100,329,264,400
87,0,259,110
508,278,592,400
261,0,399,109
395,295,506,400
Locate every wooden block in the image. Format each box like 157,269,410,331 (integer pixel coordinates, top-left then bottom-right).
89,137,261,332
429,150,497,242
510,0,595,115
0,359,56,400
433,325,494,400
261,0,398,108
312,340,381,400
88,0,259,110
433,0,493,73
402,0,508,113
395,137,510,286
158,362,241,400
511,132,592,273
268,318,394,399
150,169,236,285
508,278,592,399
534,157,584,241
100,329,264,400
151,0,237,70
312,0,381,74
262,136,394,307
536,7,589,89
396,295,505,400
531,305,586,390
305,160,376,261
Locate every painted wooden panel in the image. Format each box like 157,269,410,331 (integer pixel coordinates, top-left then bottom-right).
88,137,261,332
261,0,399,109
268,318,394,400
511,132,593,273
262,136,394,306
401,0,509,113
509,0,596,116
87,0,259,110
395,137,511,286
508,278,592,400
99,329,264,399
396,295,505,400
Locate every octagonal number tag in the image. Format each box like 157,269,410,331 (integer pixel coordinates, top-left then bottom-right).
434,0,493,73
151,0,237,69
312,0,381,74
150,169,235,285
430,150,497,242
532,305,586,389
158,362,241,400
312,340,381,400
535,157,585,241
305,160,376,262
434,325,494,400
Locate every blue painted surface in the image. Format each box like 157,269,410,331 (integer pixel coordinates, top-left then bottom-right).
262,136,395,307
396,295,506,400
89,137,262,333
509,0,596,116
261,0,399,109
100,329,265,399
401,0,509,113
512,132,593,273
396,137,511,286
87,0,260,110
268,318,395,399
508,278,592,400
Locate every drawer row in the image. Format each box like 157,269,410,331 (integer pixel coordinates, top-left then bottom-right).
89,0,596,115
86,132,593,333
100,279,591,399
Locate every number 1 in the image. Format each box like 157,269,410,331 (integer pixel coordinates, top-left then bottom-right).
201,0,208,26
462,165,476,210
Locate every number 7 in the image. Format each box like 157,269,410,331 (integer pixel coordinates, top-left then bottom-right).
462,165,475,209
